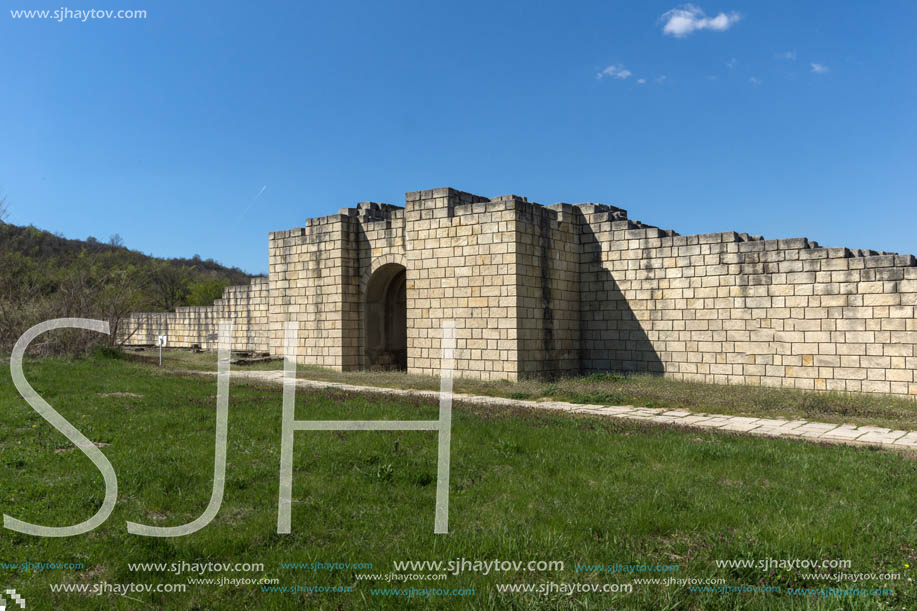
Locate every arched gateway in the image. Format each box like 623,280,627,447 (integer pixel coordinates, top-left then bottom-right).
364,262,407,370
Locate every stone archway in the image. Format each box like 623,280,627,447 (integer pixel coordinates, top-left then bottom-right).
364,262,407,370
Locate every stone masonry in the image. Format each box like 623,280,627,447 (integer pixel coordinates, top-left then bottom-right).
122,187,917,396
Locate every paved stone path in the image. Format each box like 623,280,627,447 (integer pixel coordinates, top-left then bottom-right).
214,370,917,452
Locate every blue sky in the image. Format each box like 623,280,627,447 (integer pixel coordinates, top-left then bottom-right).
2,1,914,274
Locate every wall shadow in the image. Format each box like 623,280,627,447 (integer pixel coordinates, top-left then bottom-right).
578,214,664,376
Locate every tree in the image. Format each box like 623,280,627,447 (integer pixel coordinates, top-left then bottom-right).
0,196,8,223
51,255,144,352
96,266,143,346
148,262,190,311
0,251,45,351
187,278,228,306
108,233,125,247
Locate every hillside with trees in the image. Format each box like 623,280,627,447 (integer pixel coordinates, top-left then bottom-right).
0,214,259,355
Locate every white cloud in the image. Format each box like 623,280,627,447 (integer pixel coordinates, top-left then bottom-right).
810,62,829,73
727,57,737,68
748,76,761,85
637,78,647,84
655,75,667,83
660,4,741,37
596,64,632,80
776,50,796,61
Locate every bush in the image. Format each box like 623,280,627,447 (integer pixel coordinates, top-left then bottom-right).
92,345,124,360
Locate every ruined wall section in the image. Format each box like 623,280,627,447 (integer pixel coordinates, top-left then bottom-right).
404,188,518,380
586,214,917,395
222,277,269,351
121,276,269,352
513,200,581,378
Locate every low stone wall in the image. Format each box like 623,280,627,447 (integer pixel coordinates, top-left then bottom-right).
121,277,269,352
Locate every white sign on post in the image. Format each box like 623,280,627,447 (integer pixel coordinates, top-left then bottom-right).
158,335,167,367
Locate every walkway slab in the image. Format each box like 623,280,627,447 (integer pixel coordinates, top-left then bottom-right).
858,429,907,444
719,417,763,432
893,432,917,447
822,425,868,441
209,371,917,452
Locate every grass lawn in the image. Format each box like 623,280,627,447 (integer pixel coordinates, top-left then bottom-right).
0,353,914,609
133,347,917,431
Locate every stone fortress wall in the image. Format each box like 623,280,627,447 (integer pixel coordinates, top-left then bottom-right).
122,187,917,396
124,276,270,352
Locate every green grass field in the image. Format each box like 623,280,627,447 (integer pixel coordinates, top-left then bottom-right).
134,347,917,431
0,353,915,609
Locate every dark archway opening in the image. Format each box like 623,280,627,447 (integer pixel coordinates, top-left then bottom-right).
365,263,407,370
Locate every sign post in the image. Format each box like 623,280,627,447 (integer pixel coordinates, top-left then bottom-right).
158,335,167,367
